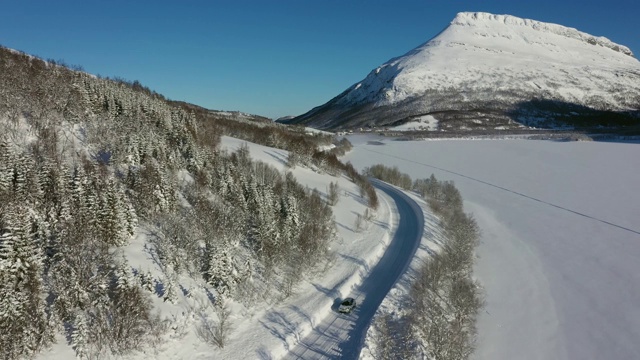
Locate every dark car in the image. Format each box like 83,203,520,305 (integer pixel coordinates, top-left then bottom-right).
338,297,356,313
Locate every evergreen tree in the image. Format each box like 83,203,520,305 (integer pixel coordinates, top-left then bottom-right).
279,194,300,252
205,246,236,295
71,311,89,359
0,205,50,358
100,178,128,246
0,140,12,194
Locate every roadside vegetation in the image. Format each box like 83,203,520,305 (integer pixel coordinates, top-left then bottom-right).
364,165,482,360
0,45,377,358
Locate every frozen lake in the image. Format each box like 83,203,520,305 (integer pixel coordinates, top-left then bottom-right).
344,135,640,360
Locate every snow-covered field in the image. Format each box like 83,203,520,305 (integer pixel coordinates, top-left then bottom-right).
343,135,640,359
389,115,439,131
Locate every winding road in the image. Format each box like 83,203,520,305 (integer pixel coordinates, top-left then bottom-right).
284,179,424,359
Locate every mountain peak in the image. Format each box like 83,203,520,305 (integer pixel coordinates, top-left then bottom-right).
450,12,633,57
285,12,640,130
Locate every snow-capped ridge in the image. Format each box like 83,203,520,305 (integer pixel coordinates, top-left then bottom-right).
452,12,633,57
287,12,640,130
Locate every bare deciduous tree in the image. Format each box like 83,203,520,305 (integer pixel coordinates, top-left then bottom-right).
372,313,397,360
327,181,340,205
354,213,365,232
364,169,482,360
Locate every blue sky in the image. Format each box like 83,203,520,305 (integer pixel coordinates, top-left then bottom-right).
2,1,638,119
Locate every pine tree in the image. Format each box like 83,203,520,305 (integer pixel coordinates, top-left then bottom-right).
163,277,177,304
71,311,89,359
10,154,27,197
67,165,87,215
0,205,50,358
0,140,12,194
205,246,236,295
122,192,138,238
124,134,141,166
100,178,127,246
251,184,279,260
279,194,300,251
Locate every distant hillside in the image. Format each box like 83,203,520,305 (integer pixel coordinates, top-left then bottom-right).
282,12,640,131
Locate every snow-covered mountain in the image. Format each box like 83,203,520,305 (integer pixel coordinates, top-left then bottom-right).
285,12,640,130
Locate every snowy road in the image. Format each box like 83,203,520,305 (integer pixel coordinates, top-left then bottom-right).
284,180,424,359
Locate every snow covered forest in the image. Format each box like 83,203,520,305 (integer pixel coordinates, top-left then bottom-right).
0,46,376,359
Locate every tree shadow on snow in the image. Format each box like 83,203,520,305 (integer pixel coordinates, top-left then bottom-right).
256,346,273,360
339,253,369,272
263,150,289,167
259,311,297,350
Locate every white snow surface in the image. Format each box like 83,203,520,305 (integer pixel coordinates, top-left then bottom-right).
389,115,439,131
341,12,640,110
343,135,640,360
305,126,334,135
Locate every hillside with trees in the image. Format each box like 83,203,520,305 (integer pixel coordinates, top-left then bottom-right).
0,46,377,359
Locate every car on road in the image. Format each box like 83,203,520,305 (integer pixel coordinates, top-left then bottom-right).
338,297,356,313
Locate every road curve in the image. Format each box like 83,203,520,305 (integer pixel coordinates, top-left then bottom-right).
284,179,424,359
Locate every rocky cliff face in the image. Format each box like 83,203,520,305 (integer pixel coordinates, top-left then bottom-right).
285,12,640,131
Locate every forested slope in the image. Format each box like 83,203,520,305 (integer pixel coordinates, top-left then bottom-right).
0,46,373,359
